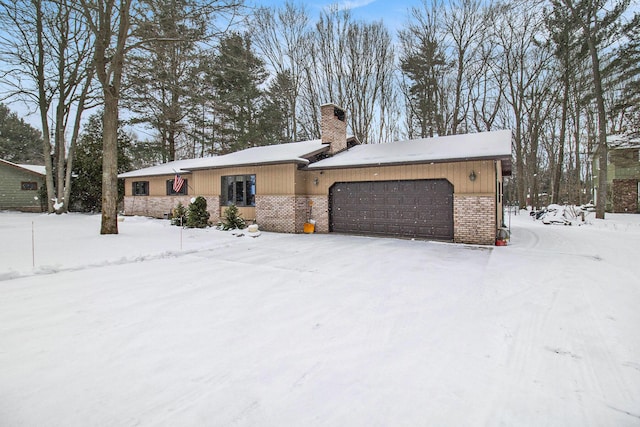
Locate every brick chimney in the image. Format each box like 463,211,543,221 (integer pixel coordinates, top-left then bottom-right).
321,103,347,155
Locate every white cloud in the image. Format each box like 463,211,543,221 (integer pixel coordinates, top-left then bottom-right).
327,0,376,11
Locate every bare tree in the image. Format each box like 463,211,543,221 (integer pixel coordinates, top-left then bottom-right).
494,1,551,209
301,7,396,144
79,0,132,234
558,0,630,219
0,0,96,214
442,0,487,134
253,2,310,141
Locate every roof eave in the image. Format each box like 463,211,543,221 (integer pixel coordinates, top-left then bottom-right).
0,159,46,176
184,158,310,172
306,154,512,171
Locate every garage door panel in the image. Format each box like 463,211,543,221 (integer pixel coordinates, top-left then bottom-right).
330,179,453,240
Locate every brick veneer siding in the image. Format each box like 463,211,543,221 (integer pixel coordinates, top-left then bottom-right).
294,196,329,233
255,195,296,233
321,104,347,155
123,195,220,222
454,195,496,245
612,179,639,213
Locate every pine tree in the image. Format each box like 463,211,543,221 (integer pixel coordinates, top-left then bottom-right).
71,113,133,212
171,202,187,226
186,196,210,228
125,0,209,162
0,103,43,163
208,33,270,153
220,204,245,230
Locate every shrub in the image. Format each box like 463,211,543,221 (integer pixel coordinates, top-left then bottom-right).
186,196,211,228
220,204,245,230
171,202,187,226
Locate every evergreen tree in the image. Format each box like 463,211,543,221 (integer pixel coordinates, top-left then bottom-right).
171,202,187,226
209,33,270,153
71,113,133,212
125,0,209,162
220,204,245,230
400,37,448,138
609,11,640,134
186,196,210,228
261,70,296,144
0,103,43,164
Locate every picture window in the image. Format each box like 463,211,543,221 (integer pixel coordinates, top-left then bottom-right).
221,175,255,207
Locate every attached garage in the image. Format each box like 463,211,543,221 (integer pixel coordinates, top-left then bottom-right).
120,103,512,245
329,179,454,240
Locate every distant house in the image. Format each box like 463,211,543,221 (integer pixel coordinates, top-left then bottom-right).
0,159,46,212
119,104,512,245
593,135,640,213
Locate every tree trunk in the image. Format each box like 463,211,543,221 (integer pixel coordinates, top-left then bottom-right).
101,90,120,234
34,0,55,213
553,74,569,204
589,46,607,219
55,100,66,213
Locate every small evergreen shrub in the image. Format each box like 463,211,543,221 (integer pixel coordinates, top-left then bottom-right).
171,202,187,226
186,196,211,228
220,204,245,230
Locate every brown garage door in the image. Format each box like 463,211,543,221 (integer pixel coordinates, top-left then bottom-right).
329,179,453,240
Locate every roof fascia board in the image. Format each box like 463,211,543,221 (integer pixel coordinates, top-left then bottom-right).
305,155,512,171
0,159,46,176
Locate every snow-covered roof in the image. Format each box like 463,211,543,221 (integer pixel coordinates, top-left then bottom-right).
118,158,206,178
307,130,513,170
118,131,513,179
119,140,328,178
17,164,46,175
0,158,46,176
187,139,327,171
608,134,640,150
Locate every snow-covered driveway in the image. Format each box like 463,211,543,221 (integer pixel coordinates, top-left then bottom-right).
0,212,638,426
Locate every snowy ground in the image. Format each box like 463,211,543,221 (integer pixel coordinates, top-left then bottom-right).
1,210,639,426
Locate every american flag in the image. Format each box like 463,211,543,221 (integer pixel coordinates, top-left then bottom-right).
173,174,185,192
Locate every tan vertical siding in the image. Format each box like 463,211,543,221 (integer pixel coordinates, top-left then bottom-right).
304,160,495,196
125,161,496,200
194,164,297,196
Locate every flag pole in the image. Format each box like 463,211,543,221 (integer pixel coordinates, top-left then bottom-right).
32,221,35,268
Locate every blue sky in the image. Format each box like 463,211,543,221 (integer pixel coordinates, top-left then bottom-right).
250,0,423,33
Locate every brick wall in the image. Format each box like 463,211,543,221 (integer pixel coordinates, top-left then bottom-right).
294,196,329,233
321,104,347,155
255,195,296,233
612,179,638,213
123,196,220,222
454,195,496,245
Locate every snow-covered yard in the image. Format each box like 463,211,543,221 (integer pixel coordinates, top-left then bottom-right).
1,211,639,426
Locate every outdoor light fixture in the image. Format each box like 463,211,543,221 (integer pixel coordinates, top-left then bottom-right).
314,177,319,186
469,170,477,182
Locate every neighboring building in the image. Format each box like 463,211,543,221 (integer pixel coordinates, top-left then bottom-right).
593,134,640,213
119,104,512,245
0,159,46,212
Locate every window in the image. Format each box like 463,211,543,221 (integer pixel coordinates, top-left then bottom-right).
132,181,149,196
221,175,255,206
166,178,188,195
21,182,38,191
